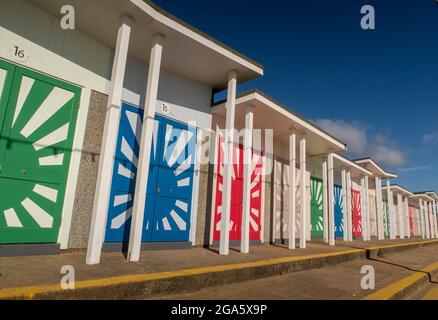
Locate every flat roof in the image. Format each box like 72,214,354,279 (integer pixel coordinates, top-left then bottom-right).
28,0,263,90
332,153,372,178
353,158,397,179
390,184,414,197
411,193,435,202
212,89,347,156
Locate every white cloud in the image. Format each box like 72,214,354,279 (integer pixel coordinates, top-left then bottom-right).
315,118,407,168
423,133,438,145
315,119,367,154
398,166,433,172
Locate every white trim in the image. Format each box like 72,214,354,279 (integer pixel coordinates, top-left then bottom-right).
328,154,335,246
332,153,372,176
131,0,263,76
209,126,220,246
354,158,397,179
189,128,202,246
58,88,91,249
260,152,266,244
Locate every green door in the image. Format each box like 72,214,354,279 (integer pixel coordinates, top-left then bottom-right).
0,59,80,244
310,177,324,238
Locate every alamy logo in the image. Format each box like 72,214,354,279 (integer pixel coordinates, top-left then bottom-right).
60,265,75,290
360,265,375,290
60,5,75,30
360,5,375,30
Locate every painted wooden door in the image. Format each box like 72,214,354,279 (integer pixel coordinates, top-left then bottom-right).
334,184,344,238
0,59,80,244
409,206,415,237
352,189,363,237
105,104,197,243
310,177,324,238
213,135,263,242
369,193,377,237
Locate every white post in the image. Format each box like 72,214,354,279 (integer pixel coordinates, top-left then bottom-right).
341,170,347,241
425,201,431,239
288,130,297,249
322,159,328,243
376,177,384,240
428,202,434,239
128,34,164,262
387,182,395,240
397,194,404,239
404,197,410,238
86,16,132,265
241,106,254,253
219,70,238,255
299,135,307,249
433,201,438,238
364,176,370,240
328,154,335,246
360,177,365,240
419,199,425,239
346,172,353,241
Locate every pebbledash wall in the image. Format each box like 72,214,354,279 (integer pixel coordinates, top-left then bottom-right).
0,0,214,250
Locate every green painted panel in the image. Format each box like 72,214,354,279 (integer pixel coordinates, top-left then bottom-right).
0,59,80,244
310,177,324,237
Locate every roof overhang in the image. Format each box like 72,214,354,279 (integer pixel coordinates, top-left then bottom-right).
426,192,438,201
28,0,263,90
212,90,347,156
354,158,397,179
332,154,372,179
390,184,414,197
411,193,434,202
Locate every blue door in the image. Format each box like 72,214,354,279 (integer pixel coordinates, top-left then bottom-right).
105,103,197,243
334,184,344,238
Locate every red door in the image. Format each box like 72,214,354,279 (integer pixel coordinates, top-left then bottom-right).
213,135,263,241
352,189,362,237
409,206,415,237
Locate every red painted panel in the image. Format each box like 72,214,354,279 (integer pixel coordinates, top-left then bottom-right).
352,189,362,237
409,206,415,237
213,135,263,241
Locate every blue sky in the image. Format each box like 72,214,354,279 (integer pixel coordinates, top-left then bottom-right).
154,0,438,192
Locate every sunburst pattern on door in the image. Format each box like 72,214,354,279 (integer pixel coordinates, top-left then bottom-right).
352,189,363,237
310,177,324,237
0,60,80,244
105,104,196,243
213,132,263,241
334,184,344,237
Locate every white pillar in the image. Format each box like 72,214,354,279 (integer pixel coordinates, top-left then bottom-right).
419,199,425,239
128,34,164,262
360,177,365,240
288,130,297,249
346,172,353,241
376,177,384,240
428,202,434,239
241,106,254,253
322,159,328,243
433,201,438,238
86,16,132,265
397,194,404,239
328,154,335,246
219,70,238,255
364,176,370,240
299,136,307,249
341,170,347,241
387,182,395,240
404,197,410,238
425,201,431,239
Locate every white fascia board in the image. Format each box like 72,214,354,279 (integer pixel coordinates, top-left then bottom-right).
411,194,434,202
131,0,263,76
332,153,372,176
355,159,397,179
390,185,414,197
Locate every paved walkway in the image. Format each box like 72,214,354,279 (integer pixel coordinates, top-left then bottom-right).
0,238,436,292
147,244,438,300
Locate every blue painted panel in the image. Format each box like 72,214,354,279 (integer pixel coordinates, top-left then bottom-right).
105,103,196,243
334,184,344,237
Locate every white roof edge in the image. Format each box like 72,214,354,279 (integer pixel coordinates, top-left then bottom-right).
213,92,347,151
410,193,434,201
131,0,264,76
390,185,414,197
354,158,397,178
332,153,372,176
